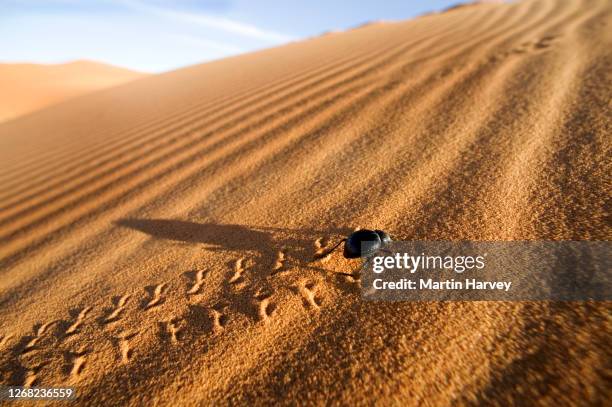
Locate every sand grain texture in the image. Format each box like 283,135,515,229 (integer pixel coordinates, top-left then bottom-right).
0,0,610,405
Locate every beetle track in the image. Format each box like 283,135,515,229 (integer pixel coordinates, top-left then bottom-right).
165,318,183,344
23,363,46,387
314,237,330,252
254,292,276,321
117,332,139,364
5,253,314,378
144,283,167,310
271,249,288,275
344,274,360,284
104,295,131,324
2,261,298,381
229,258,247,284
313,237,333,261
68,348,89,379
211,307,228,333
187,269,206,295
0,333,12,349
23,321,56,354
65,306,92,336
299,281,322,310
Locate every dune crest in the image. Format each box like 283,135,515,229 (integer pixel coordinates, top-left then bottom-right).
0,60,146,123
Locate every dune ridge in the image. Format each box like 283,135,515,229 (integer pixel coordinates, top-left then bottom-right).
0,60,145,124
0,0,610,405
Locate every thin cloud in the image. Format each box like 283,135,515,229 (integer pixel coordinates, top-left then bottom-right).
119,0,295,43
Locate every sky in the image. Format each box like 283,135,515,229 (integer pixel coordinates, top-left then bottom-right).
0,0,466,73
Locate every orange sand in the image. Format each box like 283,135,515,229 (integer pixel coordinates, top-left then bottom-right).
0,60,145,123
0,0,610,404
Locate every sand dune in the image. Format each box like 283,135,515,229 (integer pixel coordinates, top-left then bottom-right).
0,0,610,404
0,60,145,123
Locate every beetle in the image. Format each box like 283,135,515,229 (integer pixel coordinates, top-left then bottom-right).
318,229,392,259
343,229,391,258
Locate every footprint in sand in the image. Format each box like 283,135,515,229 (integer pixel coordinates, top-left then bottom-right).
343,273,361,284
210,305,228,334
67,347,89,379
0,333,13,350
23,321,56,354
298,281,323,311
533,35,559,50
103,295,131,324
254,291,276,322
65,307,92,337
313,236,343,262
116,332,139,364
143,283,168,310
23,363,46,387
229,258,248,285
511,35,560,54
161,318,184,345
186,269,207,295
271,248,289,275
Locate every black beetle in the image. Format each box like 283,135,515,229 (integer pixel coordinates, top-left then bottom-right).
343,229,392,258
318,229,392,259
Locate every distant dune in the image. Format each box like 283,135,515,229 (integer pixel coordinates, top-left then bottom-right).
0,60,145,123
0,0,610,405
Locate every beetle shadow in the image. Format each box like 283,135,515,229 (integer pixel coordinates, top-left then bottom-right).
114,218,353,274
115,219,350,254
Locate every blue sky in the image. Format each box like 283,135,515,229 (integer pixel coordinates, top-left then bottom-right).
0,0,465,73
